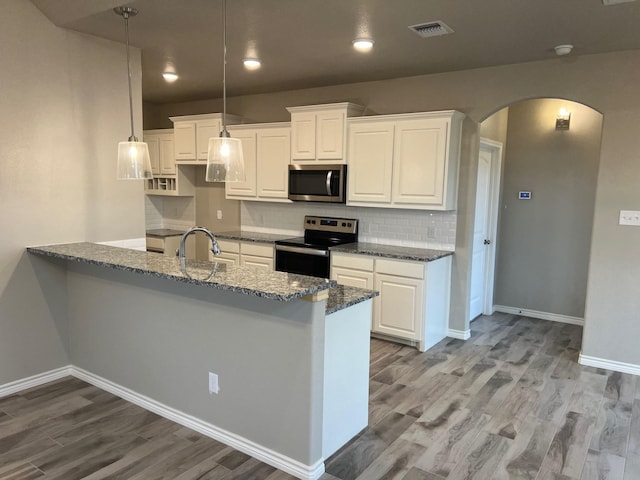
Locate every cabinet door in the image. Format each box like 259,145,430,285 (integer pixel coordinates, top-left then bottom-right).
211,252,240,266
347,122,394,204
373,273,423,341
291,112,316,161
241,255,274,271
144,134,160,175
257,128,291,199
196,119,222,161
316,111,345,161
158,134,176,175
225,129,257,198
391,118,448,206
331,267,374,290
173,122,197,160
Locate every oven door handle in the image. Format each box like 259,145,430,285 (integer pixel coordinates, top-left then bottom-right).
326,170,333,196
275,245,330,257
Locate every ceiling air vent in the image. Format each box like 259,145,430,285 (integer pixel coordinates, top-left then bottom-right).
409,21,454,38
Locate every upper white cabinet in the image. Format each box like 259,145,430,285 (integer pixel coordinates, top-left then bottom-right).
225,123,292,203
144,129,175,176
345,122,395,204
347,111,464,210
287,103,364,163
170,113,241,164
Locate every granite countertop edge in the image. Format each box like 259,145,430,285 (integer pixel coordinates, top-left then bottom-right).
330,242,454,262
27,244,334,302
326,286,379,315
215,231,294,243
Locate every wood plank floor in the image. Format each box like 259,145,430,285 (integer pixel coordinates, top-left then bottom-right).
1,313,638,479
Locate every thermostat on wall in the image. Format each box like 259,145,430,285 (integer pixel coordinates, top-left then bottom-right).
519,191,532,200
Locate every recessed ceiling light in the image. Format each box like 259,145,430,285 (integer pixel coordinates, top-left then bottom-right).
352,39,374,52
554,44,573,56
162,72,179,83
243,58,261,70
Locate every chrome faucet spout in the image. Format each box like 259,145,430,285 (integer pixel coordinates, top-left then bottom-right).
178,226,221,260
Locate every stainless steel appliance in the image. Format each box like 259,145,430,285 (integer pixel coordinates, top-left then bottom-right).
275,216,358,278
288,164,347,203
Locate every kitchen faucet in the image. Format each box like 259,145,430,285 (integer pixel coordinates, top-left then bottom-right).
178,226,221,260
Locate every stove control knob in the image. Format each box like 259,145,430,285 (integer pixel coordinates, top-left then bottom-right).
348,223,352,227
342,222,346,227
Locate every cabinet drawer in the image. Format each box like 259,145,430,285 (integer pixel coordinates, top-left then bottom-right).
375,258,424,279
241,242,273,258
218,239,240,254
331,253,374,271
146,237,164,250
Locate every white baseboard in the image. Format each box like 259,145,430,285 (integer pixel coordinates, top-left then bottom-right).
579,354,640,376
447,328,471,340
0,366,72,399
70,367,324,480
1,365,324,479
493,305,584,326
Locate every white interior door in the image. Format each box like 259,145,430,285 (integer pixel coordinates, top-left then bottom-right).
469,139,502,321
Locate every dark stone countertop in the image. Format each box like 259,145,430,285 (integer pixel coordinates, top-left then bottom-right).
146,229,186,238
326,285,378,315
27,242,335,302
330,242,454,262
216,230,295,243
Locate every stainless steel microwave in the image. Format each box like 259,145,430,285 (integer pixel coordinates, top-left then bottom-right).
288,164,347,203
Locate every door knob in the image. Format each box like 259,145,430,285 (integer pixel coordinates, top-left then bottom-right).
483,239,491,245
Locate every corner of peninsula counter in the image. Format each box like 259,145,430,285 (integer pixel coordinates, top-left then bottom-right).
27,242,373,480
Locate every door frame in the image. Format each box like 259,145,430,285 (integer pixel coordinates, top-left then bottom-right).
474,137,503,317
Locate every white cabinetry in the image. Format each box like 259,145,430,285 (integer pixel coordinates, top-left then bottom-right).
240,242,275,271
144,129,194,196
225,123,292,203
287,103,364,163
211,239,274,271
144,129,176,176
214,239,241,267
170,113,241,164
347,111,464,210
331,252,452,351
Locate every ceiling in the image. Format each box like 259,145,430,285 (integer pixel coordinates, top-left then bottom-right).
31,0,640,104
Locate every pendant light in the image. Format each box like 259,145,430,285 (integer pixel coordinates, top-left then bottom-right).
206,0,245,183
114,6,152,180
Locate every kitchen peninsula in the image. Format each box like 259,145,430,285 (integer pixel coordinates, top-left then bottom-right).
27,243,377,480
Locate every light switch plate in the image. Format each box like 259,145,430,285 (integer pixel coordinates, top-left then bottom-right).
619,210,640,226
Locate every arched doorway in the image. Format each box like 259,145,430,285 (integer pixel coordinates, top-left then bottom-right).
471,98,603,327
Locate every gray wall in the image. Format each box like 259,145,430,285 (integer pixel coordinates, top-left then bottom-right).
66,262,326,465
145,50,640,366
494,99,602,318
0,1,145,385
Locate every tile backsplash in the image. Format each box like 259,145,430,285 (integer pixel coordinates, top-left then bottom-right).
145,196,195,231
241,202,456,250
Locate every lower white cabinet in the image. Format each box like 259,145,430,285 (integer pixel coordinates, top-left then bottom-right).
211,239,240,266
211,239,274,270
331,252,451,351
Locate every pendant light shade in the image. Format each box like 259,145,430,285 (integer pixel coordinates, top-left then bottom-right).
115,6,152,180
206,0,245,183
117,141,152,179
206,135,245,182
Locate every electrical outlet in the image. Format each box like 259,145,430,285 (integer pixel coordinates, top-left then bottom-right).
427,226,436,239
208,372,219,394
216,210,223,220
619,210,640,226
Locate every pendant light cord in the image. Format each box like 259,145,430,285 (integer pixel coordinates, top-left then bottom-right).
124,11,137,142
221,0,229,137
